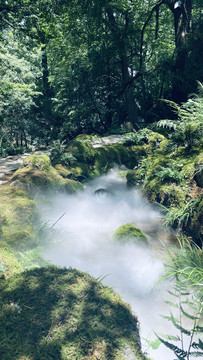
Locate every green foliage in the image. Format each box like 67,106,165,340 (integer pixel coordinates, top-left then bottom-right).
151,239,203,359
161,196,202,231
155,164,183,184
157,87,203,149
49,140,76,166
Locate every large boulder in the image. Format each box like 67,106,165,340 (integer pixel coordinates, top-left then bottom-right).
11,154,83,194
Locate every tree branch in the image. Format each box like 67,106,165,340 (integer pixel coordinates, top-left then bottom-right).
139,0,165,70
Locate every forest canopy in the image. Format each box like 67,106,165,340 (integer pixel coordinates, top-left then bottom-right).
0,0,202,153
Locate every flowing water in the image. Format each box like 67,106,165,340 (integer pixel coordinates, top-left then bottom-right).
40,169,175,359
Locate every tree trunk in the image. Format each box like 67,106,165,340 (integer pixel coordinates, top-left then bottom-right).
165,0,192,102
41,43,53,137
121,52,139,129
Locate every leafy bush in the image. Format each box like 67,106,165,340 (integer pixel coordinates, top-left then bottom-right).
49,140,76,166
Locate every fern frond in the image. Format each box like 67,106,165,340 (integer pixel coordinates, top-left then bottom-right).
156,333,187,359
156,119,177,130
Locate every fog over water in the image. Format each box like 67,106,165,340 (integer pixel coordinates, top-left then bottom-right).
40,169,175,359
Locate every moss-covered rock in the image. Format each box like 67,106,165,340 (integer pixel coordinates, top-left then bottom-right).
114,223,148,244
13,154,83,194
0,266,146,360
64,135,140,180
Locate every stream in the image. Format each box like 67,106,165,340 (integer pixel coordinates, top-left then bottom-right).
40,168,175,360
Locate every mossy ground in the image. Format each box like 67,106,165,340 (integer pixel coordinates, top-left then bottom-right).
0,242,22,278
0,266,145,360
0,184,40,250
114,223,148,244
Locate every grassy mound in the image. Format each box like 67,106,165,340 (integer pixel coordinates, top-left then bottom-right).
0,266,145,360
114,223,148,244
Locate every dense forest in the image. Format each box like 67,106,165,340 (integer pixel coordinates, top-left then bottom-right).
0,1,203,360
0,0,202,150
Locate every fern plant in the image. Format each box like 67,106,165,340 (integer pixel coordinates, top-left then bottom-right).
156,282,203,360
156,83,203,149
147,238,203,359
155,165,182,183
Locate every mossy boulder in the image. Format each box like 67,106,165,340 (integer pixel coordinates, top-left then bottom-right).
0,266,146,360
13,154,83,194
114,223,148,244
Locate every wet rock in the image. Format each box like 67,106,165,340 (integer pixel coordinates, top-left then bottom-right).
94,188,112,196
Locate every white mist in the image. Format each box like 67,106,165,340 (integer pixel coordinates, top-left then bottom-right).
40,169,175,360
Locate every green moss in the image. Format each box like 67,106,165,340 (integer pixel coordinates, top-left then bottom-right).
0,184,39,249
0,266,146,360
71,141,95,163
54,164,69,178
13,155,83,193
0,242,22,277
114,223,148,244
118,171,128,179
24,154,51,171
